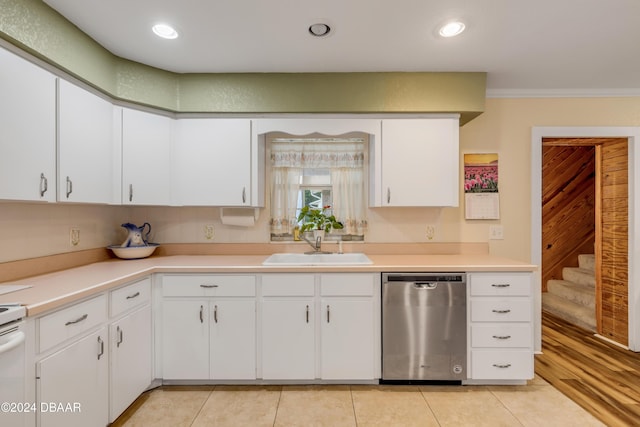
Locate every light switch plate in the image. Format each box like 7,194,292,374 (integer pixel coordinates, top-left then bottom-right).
489,225,504,240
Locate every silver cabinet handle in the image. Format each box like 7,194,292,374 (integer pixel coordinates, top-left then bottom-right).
492,335,512,340
117,326,124,347
492,309,511,314
386,188,391,204
199,305,204,323
66,176,73,198
65,314,88,326
326,305,330,323
97,336,104,360
491,283,511,288
242,187,246,204
213,305,218,323
129,184,133,202
126,291,140,300
492,363,511,369
200,284,219,288
306,305,309,323
40,173,48,197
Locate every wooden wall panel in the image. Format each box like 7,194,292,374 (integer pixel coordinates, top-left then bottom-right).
600,139,629,345
541,145,596,291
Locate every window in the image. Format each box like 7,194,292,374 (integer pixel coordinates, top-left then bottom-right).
269,135,368,241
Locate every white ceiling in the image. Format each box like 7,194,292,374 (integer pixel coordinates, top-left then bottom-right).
43,0,640,96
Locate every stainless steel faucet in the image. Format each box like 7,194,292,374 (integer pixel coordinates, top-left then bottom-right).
301,233,328,254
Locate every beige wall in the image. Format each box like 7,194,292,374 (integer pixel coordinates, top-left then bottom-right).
2,96,638,264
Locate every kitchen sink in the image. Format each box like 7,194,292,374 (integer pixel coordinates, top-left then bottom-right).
262,252,373,266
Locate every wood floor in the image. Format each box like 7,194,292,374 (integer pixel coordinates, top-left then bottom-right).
537,311,640,426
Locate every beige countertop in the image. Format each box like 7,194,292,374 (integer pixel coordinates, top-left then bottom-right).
0,254,537,317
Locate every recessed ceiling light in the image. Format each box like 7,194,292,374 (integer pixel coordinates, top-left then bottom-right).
152,24,179,39
308,23,331,37
439,21,465,38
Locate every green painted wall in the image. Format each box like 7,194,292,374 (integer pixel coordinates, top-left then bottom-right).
0,0,485,123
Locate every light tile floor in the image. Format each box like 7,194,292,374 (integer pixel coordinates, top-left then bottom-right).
114,376,604,427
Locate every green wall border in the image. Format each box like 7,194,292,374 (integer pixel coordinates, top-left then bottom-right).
1,0,485,124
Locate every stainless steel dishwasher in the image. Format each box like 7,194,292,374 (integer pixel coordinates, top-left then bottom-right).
381,273,467,383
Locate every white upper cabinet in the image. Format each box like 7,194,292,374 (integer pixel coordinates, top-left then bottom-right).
371,117,460,207
0,47,56,202
121,108,173,205
58,80,117,204
173,119,252,206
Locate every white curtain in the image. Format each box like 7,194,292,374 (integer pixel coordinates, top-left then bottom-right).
331,168,367,236
270,167,302,235
270,140,367,237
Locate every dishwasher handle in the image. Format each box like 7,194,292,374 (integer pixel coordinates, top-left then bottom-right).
413,282,438,290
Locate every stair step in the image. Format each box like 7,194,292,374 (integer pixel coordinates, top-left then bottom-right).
542,293,596,332
562,267,595,287
547,279,595,309
578,254,595,272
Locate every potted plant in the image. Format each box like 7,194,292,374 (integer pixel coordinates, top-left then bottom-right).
297,205,344,238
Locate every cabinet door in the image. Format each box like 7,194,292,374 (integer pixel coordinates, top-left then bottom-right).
122,108,172,205
0,47,56,202
320,298,376,380
379,118,459,207
110,305,152,422
38,328,108,427
162,300,209,379
210,299,256,379
261,299,315,380
174,119,251,206
58,80,116,204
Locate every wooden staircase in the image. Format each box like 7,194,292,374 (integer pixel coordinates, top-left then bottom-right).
542,254,596,332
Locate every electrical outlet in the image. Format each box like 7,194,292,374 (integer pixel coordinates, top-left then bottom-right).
70,228,80,246
489,225,504,240
204,224,215,240
425,225,436,241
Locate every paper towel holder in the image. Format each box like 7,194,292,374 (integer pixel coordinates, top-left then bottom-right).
220,207,260,227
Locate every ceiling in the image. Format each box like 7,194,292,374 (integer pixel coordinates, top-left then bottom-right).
43,0,640,96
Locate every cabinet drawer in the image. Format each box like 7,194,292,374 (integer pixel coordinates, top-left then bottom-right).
110,277,151,317
471,350,533,380
163,275,256,297
471,324,532,348
320,274,375,296
470,299,531,322
469,274,531,296
39,294,108,353
262,274,315,296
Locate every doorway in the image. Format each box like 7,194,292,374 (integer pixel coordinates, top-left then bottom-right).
531,127,640,352
541,138,628,346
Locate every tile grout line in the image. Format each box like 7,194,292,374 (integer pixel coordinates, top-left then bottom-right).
188,385,216,427
349,386,359,427
272,386,283,427
418,387,443,427
487,388,526,427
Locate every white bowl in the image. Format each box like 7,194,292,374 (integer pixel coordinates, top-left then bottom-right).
108,244,159,260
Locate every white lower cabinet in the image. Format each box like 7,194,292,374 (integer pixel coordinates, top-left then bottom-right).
35,278,153,427
467,272,534,382
161,275,257,380
320,298,375,380
37,327,109,427
109,305,152,422
261,273,379,381
261,298,315,380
